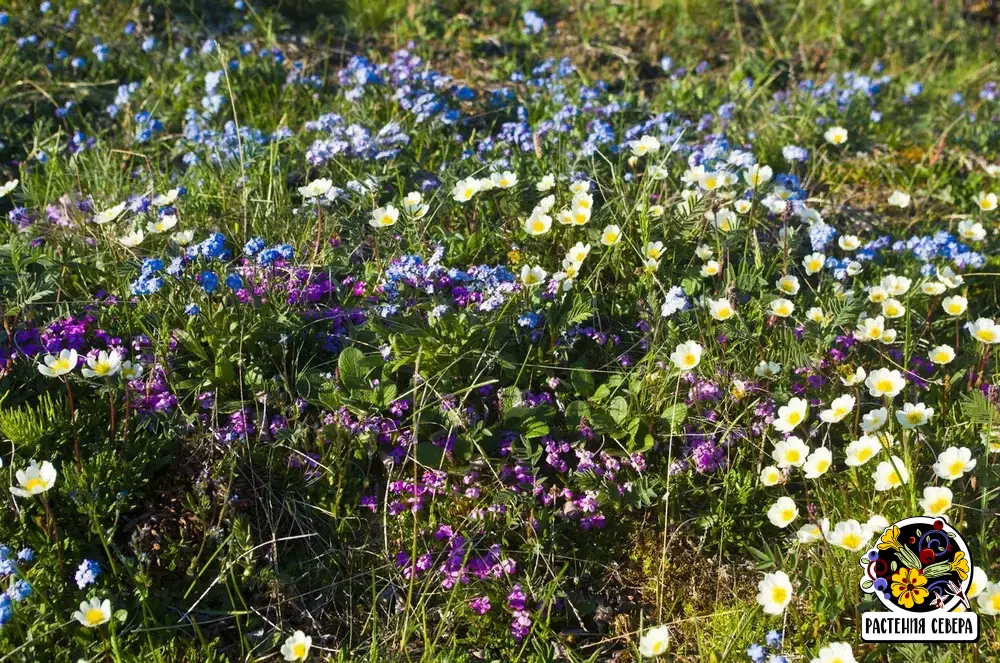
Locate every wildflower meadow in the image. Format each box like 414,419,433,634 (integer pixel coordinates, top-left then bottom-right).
1,1,1000,661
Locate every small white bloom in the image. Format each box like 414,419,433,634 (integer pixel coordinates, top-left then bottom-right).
767,496,799,528
756,571,793,615
73,598,112,628
887,190,911,208
298,178,333,199
670,341,703,372
824,126,848,145
933,446,976,480
10,460,58,497
281,630,312,661
638,624,670,658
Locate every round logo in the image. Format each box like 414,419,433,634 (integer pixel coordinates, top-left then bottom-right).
859,516,972,613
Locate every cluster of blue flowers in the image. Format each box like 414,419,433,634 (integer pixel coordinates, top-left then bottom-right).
0,545,35,628
75,559,101,589
746,630,784,663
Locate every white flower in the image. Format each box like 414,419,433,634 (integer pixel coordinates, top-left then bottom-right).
82,350,122,379
700,260,722,277
629,134,661,157
706,208,736,231
933,446,976,480
10,460,57,497
524,212,552,236
774,398,809,432
895,402,933,429
855,316,884,342
565,243,591,266
811,642,856,663
281,631,311,661
708,298,735,321
966,317,1000,344
827,520,869,551
921,281,946,296
670,341,703,372
756,571,793,615
803,447,833,478
298,178,333,199
452,177,481,202
845,435,882,467
958,219,986,242
820,395,855,424
638,624,670,657
733,199,752,214
648,165,669,180
987,165,1000,178
760,465,783,486
402,192,427,218
919,486,953,517
569,179,590,194
881,298,905,319
73,598,112,628
840,366,866,386
119,230,145,247
802,252,825,275
868,286,888,304
370,205,399,228
520,265,547,287
698,170,730,191
863,515,890,539
824,126,848,145
695,244,713,260
806,307,825,324
600,224,621,246
938,266,964,289
121,360,143,380
645,241,665,261
796,523,824,544
873,456,910,491
151,189,179,206
491,170,518,189
767,496,799,528
975,191,998,212
173,229,195,245
775,275,800,295
147,214,178,234
860,407,888,432
743,164,773,187
879,327,897,345
887,191,911,208
977,583,1000,615
865,368,905,398
880,274,911,296
926,345,954,366
93,202,126,224
38,349,78,377
536,174,555,192
968,567,989,599
770,298,794,318
772,436,810,468
0,179,18,198
942,295,967,316
838,235,860,251
754,360,781,378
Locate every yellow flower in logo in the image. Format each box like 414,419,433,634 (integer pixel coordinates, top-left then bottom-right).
877,525,901,551
950,551,970,581
891,567,929,609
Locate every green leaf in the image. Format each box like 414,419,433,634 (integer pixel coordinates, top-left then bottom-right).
571,369,596,398
608,396,629,425
338,347,365,390
565,400,590,422
661,403,688,426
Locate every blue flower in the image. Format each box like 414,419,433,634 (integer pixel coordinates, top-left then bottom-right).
243,237,265,257
185,303,201,316
199,271,219,293
746,643,766,663
765,630,782,647
7,579,32,602
75,559,101,589
225,273,243,290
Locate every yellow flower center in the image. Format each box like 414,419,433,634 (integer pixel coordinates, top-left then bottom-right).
683,354,696,367
949,460,965,476
292,643,307,658
86,608,105,625
786,450,801,463
787,411,802,425
771,586,787,604
24,478,46,492
857,449,872,462
929,498,948,513
977,329,996,342
906,411,923,424
875,379,893,393
780,508,794,521
842,533,861,549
